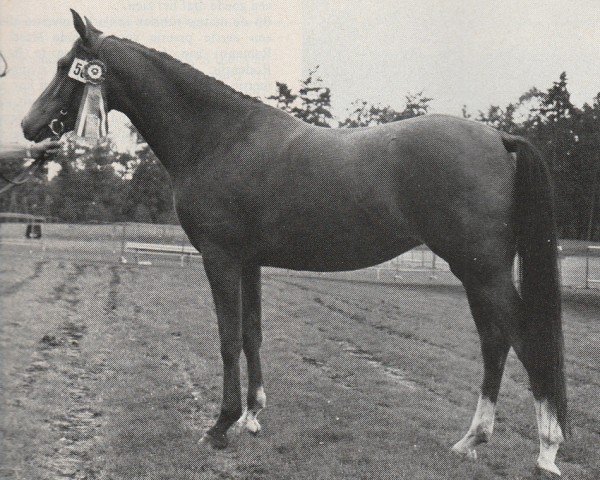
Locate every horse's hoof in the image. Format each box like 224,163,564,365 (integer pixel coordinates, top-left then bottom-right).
245,417,261,435
200,431,228,449
236,409,262,435
451,443,477,460
535,460,561,478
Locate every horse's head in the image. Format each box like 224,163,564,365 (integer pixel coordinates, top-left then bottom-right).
22,10,106,141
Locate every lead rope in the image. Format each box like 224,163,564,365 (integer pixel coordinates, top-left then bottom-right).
0,157,46,194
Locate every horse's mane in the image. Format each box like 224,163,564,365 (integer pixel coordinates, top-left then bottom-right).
117,37,265,106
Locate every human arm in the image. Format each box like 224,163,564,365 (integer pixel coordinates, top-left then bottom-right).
0,138,62,162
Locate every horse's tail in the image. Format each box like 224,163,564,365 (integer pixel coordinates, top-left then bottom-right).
501,133,568,437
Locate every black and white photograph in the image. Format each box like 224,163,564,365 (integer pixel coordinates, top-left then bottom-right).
1,1,599,478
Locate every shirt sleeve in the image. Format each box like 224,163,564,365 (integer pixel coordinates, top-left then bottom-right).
0,143,29,162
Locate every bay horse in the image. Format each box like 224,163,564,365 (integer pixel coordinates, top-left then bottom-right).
22,11,568,476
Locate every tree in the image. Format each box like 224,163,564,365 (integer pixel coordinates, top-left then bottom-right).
526,73,581,237
122,124,177,224
45,137,128,222
339,101,402,127
339,92,432,127
464,73,598,239
268,66,334,127
476,104,518,132
572,93,600,239
269,82,296,115
402,92,434,119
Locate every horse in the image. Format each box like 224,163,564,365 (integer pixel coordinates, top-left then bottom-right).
22,10,568,476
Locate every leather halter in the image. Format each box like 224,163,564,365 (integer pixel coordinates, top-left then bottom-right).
49,34,112,138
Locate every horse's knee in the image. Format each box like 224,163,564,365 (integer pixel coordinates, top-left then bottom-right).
221,341,242,366
243,332,262,353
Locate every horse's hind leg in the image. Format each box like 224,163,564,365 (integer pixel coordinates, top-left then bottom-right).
453,266,564,475
237,264,266,434
451,283,510,459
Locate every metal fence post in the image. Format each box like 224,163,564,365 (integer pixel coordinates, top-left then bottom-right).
180,231,186,267
586,246,590,289
120,223,127,262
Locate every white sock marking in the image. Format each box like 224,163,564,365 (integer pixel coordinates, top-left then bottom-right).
236,386,266,435
451,395,496,458
255,386,266,409
534,399,564,476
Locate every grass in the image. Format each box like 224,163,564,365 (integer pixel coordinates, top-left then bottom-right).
1,253,599,479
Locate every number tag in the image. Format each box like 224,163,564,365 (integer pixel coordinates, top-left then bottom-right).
68,58,89,83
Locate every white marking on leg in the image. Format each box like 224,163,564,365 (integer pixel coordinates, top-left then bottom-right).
244,410,261,434
234,408,249,434
255,386,266,409
451,395,496,459
237,386,266,435
534,399,564,476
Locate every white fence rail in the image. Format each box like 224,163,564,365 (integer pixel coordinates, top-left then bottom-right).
586,246,600,289
123,241,200,266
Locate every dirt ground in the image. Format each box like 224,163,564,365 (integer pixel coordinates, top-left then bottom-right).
1,253,599,479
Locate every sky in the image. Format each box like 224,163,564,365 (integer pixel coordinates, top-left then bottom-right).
1,0,599,148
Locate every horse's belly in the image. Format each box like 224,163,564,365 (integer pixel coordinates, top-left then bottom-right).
257,217,420,271
261,240,420,271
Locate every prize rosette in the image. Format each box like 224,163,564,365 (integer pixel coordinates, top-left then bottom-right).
83,60,107,84
74,59,109,142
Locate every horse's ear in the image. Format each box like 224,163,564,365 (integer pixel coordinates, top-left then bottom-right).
84,16,103,34
71,9,88,40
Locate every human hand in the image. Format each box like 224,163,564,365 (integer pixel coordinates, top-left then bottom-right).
29,138,62,160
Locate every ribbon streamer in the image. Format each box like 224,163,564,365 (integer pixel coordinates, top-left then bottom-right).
74,83,108,140
71,59,108,143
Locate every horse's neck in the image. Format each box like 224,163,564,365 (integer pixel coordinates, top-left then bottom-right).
103,38,261,176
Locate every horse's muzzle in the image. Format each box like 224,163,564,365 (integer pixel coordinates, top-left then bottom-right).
21,117,54,142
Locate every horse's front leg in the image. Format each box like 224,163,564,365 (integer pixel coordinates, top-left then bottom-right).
236,264,266,434
201,245,243,449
